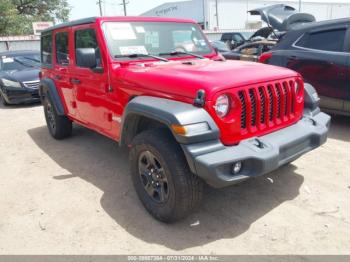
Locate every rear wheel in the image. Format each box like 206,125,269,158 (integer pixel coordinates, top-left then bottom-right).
43,93,72,139
129,128,203,223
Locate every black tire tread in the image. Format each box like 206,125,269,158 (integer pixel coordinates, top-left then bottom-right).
129,128,203,223
44,93,72,140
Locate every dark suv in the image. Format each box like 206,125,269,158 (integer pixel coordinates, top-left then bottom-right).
260,18,350,116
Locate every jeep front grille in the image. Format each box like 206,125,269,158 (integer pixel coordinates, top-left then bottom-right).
238,80,298,131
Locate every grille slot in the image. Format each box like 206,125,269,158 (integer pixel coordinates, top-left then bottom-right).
282,82,289,116
239,91,246,129
249,89,257,126
267,86,274,121
238,80,297,132
275,84,282,118
258,87,265,124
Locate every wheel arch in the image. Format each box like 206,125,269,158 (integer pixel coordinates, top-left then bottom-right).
119,96,219,146
39,78,65,115
119,96,220,174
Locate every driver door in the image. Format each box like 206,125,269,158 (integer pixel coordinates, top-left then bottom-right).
69,24,111,132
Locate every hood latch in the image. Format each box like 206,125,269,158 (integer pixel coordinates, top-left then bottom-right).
194,89,206,107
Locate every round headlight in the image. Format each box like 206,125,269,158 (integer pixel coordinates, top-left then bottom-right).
214,94,230,118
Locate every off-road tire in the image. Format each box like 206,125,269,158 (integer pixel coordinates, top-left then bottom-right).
129,128,203,223
43,93,72,139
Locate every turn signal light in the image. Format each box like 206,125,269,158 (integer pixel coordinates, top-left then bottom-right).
171,122,210,136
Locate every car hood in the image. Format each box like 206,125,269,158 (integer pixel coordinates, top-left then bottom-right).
248,4,315,31
249,27,273,39
1,68,40,83
118,59,299,100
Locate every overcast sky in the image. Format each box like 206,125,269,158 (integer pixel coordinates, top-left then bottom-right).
68,0,189,19
68,0,350,20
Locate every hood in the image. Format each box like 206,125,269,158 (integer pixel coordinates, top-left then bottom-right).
1,68,40,83
249,27,273,40
248,4,316,31
119,59,299,101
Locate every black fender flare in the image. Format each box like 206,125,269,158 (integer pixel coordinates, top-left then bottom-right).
120,96,220,146
39,78,65,115
120,96,221,174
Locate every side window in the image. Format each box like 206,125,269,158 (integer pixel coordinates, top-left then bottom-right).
232,34,244,42
221,34,231,42
296,29,346,52
41,33,52,65
75,29,101,67
55,32,69,65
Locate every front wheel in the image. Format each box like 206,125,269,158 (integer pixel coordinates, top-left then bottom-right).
129,128,203,223
0,92,9,106
43,93,72,139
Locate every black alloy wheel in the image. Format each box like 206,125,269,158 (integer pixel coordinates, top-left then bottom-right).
138,150,169,204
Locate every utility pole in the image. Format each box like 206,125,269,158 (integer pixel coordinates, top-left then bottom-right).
299,0,301,12
121,0,128,16
215,0,219,29
97,0,103,16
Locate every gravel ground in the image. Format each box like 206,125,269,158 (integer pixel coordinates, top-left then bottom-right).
0,103,349,255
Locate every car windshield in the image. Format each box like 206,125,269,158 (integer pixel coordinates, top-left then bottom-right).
0,54,41,71
240,32,254,40
212,41,230,51
102,21,212,60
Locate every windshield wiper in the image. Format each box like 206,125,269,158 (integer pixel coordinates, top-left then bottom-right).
159,51,205,59
23,56,41,63
115,53,169,62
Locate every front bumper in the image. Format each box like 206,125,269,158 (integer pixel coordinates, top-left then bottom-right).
1,87,40,104
182,111,331,188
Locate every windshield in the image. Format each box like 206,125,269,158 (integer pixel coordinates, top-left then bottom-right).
0,54,41,71
212,41,230,52
240,32,254,40
102,22,212,60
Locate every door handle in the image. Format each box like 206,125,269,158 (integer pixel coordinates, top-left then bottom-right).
289,56,297,60
54,75,62,80
70,78,81,84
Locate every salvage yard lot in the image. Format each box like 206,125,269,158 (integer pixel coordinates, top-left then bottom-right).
0,103,349,254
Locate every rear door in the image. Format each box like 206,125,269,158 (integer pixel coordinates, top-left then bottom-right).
53,28,76,116
286,27,350,111
69,24,111,132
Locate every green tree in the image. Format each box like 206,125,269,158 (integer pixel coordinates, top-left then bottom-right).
0,0,70,36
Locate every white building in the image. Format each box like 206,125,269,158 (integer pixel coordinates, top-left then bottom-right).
141,0,350,30
0,35,40,52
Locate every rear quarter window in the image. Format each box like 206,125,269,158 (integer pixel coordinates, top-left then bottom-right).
221,33,232,41
295,28,346,52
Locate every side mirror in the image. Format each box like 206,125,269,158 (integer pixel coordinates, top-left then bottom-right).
76,48,97,68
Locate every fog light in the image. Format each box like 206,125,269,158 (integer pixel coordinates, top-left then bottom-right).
232,162,242,175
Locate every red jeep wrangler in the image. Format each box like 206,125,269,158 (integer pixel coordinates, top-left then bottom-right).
39,17,330,222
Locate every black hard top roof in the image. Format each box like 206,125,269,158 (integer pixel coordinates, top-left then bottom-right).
41,17,97,34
